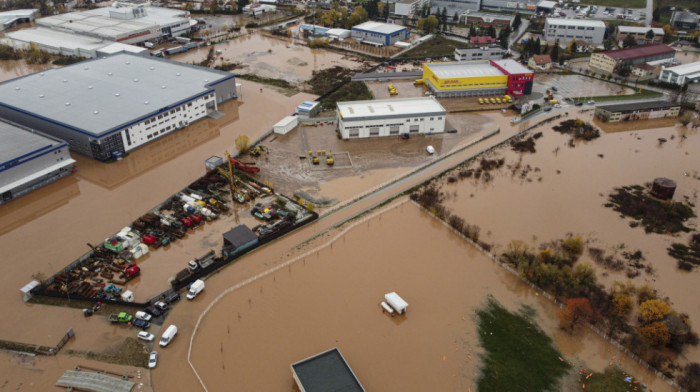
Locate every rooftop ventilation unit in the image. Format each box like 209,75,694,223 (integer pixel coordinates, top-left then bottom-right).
368,106,375,113
93,110,99,115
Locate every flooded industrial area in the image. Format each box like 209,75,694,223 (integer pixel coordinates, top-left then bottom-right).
172,33,371,83
1,21,699,391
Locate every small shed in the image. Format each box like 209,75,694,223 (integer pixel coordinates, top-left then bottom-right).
205,155,223,171
222,225,258,258
296,101,321,119
274,116,299,135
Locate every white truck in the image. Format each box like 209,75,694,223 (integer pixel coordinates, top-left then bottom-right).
186,279,205,300
159,325,178,347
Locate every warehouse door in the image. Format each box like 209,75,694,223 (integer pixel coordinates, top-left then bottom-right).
409,125,419,133
389,126,400,135
369,127,380,136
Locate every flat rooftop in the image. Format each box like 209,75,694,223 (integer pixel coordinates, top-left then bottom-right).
3,27,107,50
0,53,234,137
492,59,532,74
425,61,504,79
598,100,678,113
352,21,407,35
601,43,675,61
546,18,606,28
0,121,66,166
337,97,446,120
663,61,700,76
291,348,365,392
617,26,664,35
468,12,515,22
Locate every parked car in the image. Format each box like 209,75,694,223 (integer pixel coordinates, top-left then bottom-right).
135,311,152,322
188,260,198,271
149,351,158,369
154,301,168,312
544,107,553,112
447,128,457,133
137,331,155,341
132,319,151,330
551,86,558,91
587,99,596,105
165,292,181,305
575,102,583,107
144,306,162,317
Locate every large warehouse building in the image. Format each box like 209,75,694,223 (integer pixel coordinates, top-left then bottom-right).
351,22,409,46
2,4,192,54
658,61,700,86
423,59,533,97
336,97,446,139
0,53,237,161
589,43,676,73
543,18,606,44
594,101,680,123
1,121,75,205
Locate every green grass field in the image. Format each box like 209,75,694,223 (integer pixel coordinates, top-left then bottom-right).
476,297,571,392
585,367,647,392
397,36,465,58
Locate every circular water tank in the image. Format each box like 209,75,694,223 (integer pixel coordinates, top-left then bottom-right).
650,177,676,200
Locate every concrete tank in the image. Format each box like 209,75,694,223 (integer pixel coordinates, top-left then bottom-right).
650,177,676,200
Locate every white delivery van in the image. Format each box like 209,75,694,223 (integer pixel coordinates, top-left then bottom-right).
187,279,205,300
159,325,178,347
385,292,408,315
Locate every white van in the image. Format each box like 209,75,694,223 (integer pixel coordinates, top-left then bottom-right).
159,325,178,347
187,279,205,300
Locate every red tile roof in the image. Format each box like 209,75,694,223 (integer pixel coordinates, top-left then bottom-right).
531,54,552,65
470,36,498,45
601,43,675,62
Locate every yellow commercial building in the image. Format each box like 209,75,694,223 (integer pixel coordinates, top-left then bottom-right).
423,61,507,97
422,59,534,98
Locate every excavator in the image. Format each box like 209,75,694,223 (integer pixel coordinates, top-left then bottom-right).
249,145,268,157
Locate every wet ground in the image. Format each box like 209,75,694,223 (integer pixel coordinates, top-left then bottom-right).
157,200,673,391
533,73,634,101
439,110,700,364
171,33,370,84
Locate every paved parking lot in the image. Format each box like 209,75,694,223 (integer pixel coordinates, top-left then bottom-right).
543,4,646,22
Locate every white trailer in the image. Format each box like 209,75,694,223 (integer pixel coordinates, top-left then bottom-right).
273,116,299,135
384,292,408,314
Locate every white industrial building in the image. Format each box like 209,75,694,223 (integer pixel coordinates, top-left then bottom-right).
0,28,147,58
37,5,192,44
351,22,410,47
0,9,38,31
543,18,606,44
658,61,700,86
0,53,237,161
394,0,430,17
336,97,446,139
1,120,75,205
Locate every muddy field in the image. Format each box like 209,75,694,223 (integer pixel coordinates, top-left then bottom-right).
171,33,371,84
438,111,700,364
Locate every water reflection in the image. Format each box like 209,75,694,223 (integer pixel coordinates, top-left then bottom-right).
76,100,240,189
0,175,80,236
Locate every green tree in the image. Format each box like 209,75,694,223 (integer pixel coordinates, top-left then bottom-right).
614,63,631,77
487,25,496,38
603,38,613,50
559,298,594,332
498,26,511,49
638,299,671,323
612,293,634,317
566,38,577,54
623,34,638,48
441,7,448,32
652,7,660,22
238,0,249,13
417,15,439,34
453,11,459,22
348,6,369,27
550,40,559,61
469,24,476,37
513,13,522,30
645,29,655,41
235,135,250,153
639,321,671,346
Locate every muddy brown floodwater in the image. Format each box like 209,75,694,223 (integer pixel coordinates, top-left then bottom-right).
153,200,673,391
0,80,314,350
171,33,370,83
441,111,700,364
